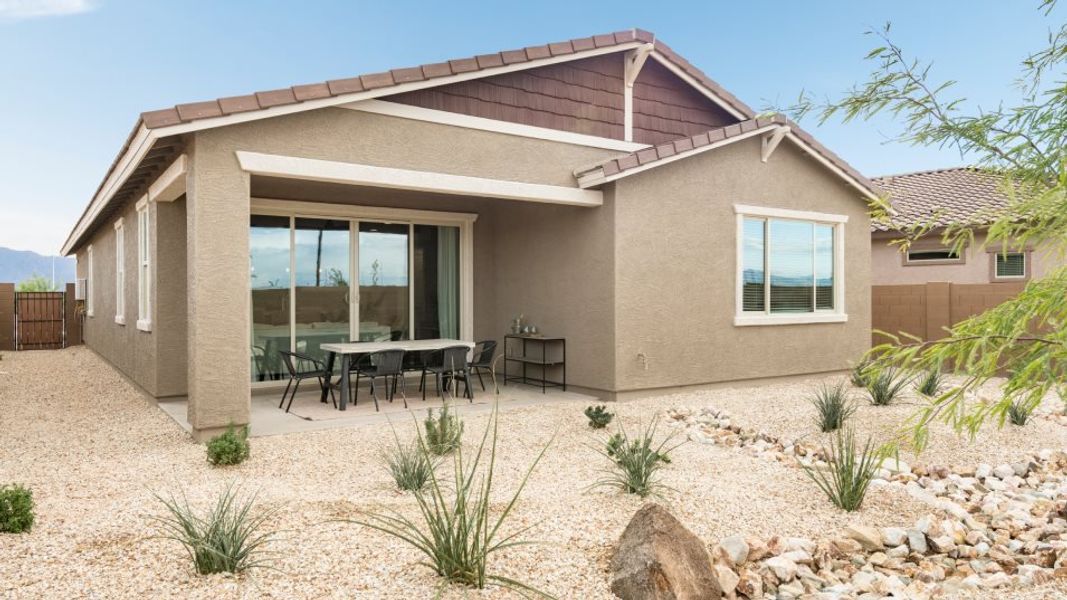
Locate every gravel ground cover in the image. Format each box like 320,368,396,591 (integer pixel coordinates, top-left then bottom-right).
0,348,1062,598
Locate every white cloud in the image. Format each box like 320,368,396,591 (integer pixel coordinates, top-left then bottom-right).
0,0,95,21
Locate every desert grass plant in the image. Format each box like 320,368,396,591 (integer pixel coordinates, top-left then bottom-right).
152,483,277,575
594,420,684,498
810,380,856,432
803,428,889,512
350,406,553,597
1008,398,1035,426
206,425,250,466
866,369,910,406
584,405,615,429
915,366,946,397
381,425,438,492
849,359,873,388
0,484,35,533
424,402,464,455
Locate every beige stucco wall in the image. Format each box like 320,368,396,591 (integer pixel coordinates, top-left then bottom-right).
872,231,1061,285
75,194,180,396
612,137,872,391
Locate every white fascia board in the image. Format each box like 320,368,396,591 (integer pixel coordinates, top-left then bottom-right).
61,42,644,255
236,151,603,207
61,124,155,255
647,52,749,120
343,99,647,153
783,133,879,202
577,124,779,188
152,43,644,138
148,153,187,202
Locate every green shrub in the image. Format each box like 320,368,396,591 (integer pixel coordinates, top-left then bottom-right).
206,425,250,466
1008,399,1034,426
849,359,872,387
595,420,682,498
584,405,615,429
381,426,437,492
152,484,276,575
0,484,35,533
915,367,946,397
866,369,909,406
802,428,887,512
810,380,856,432
351,407,551,595
424,403,463,455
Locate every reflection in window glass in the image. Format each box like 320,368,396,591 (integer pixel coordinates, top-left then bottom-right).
294,218,350,360
769,220,814,313
359,222,409,342
250,215,291,382
815,224,834,310
742,218,765,312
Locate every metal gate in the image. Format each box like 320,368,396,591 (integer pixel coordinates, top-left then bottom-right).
14,292,66,350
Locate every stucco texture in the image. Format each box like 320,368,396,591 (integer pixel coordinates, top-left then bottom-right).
611,137,872,392
872,230,1062,285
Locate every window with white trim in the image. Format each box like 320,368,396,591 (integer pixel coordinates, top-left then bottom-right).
137,202,151,330
86,245,94,317
736,205,847,325
114,219,125,324
994,251,1026,279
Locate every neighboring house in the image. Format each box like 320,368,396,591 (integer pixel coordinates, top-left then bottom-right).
61,29,877,439
870,167,1058,343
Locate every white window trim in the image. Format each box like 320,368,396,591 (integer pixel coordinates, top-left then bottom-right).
114,219,125,325
136,196,152,332
86,244,94,317
733,204,848,327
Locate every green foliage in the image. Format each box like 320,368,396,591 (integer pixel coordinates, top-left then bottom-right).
849,359,873,388
866,369,909,406
0,484,35,533
915,367,946,397
802,429,888,512
595,420,682,498
381,426,437,492
1008,398,1035,426
349,407,552,596
206,426,250,466
810,380,856,432
16,274,55,292
584,405,615,429
424,403,464,455
152,484,277,575
772,3,1067,449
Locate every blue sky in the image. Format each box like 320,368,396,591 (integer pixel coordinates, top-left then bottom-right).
0,0,1060,254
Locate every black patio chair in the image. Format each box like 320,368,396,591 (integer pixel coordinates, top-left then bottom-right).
279,350,336,413
420,345,474,402
468,340,497,391
351,349,406,411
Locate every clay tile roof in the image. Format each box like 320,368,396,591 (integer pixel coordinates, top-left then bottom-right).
577,115,877,199
871,167,1020,232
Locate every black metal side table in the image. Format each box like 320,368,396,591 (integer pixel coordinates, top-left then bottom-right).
503,335,566,393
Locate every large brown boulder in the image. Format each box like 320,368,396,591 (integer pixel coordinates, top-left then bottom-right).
610,503,723,600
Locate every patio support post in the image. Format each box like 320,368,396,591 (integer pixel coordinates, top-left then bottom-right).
185,135,251,441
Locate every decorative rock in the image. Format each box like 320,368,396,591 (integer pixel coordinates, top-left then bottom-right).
929,535,956,554
993,464,1016,480
610,504,724,600
844,525,884,551
736,567,763,598
765,556,798,582
713,564,739,596
717,534,749,566
907,529,929,554
882,527,907,547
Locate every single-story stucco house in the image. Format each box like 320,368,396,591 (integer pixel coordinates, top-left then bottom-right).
870,167,1060,343
62,29,877,439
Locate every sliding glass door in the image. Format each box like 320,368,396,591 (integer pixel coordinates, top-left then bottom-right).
250,211,468,383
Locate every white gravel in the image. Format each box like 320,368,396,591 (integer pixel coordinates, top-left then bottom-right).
0,349,1059,598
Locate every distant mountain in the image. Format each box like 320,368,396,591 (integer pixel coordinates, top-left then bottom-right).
0,247,76,286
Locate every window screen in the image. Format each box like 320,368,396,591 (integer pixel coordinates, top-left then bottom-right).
995,252,1025,278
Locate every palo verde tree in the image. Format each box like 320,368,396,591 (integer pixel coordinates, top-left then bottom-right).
778,1,1067,449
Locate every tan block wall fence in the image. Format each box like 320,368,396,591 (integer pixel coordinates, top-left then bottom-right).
872,281,1026,344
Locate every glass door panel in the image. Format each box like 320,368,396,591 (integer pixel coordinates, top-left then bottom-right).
358,222,409,341
250,215,291,382
294,218,351,361
413,225,460,339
